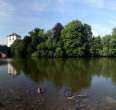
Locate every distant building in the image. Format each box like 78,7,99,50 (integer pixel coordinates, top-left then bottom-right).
7,33,21,47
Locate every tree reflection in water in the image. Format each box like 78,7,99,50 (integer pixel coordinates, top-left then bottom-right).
9,58,116,91
10,58,92,92
3,58,116,110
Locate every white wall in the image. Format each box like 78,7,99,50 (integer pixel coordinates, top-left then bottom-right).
7,35,21,47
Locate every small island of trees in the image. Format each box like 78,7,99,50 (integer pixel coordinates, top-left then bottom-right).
9,20,116,58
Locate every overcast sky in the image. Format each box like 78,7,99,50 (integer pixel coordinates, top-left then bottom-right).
0,0,116,44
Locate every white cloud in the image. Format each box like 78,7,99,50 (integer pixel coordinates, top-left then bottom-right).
84,0,116,11
107,1,116,11
0,37,7,45
0,0,115,38
31,0,51,12
107,17,116,29
92,24,112,36
0,0,15,16
57,0,70,5
109,20,116,25
85,0,104,8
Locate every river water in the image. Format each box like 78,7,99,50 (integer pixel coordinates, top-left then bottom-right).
0,58,116,110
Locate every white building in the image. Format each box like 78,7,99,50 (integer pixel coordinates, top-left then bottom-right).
7,33,21,47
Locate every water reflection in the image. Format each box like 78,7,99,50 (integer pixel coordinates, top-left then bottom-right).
10,58,93,92
8,58,116,91
8,63,18,77
2,58,116,110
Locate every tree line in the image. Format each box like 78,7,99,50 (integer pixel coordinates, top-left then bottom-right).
0,45,10,57
10,20,116,58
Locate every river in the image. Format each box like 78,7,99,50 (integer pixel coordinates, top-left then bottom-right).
0,58,116,110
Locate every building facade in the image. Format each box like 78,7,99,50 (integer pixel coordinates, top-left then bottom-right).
7,33,21,47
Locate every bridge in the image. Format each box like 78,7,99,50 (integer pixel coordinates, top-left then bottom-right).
0,52,7,58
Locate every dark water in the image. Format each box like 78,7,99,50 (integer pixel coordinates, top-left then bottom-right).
0,58,116,110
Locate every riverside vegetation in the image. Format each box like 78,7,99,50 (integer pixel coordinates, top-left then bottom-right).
9,19,116,58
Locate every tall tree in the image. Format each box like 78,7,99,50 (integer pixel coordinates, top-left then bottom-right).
28,28,45,56
90,36,103,56
102,35,111,56
112,28,116,38
52,23,63,40
11,40,25,57
62,20,92,57
109,39,116,56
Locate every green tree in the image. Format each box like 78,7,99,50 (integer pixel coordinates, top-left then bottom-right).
0,45,10,57
35,23,64,58
27,28,45,56
11,40,25,57
109,39,116,56
83,24,92,56
11,20,116,58
62,20,92,57
90,36,103,56
102,35,111,56
112,28,116,38
52,23,63,40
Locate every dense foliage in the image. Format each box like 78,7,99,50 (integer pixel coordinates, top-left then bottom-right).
0,45,10,57
10,20,116,58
